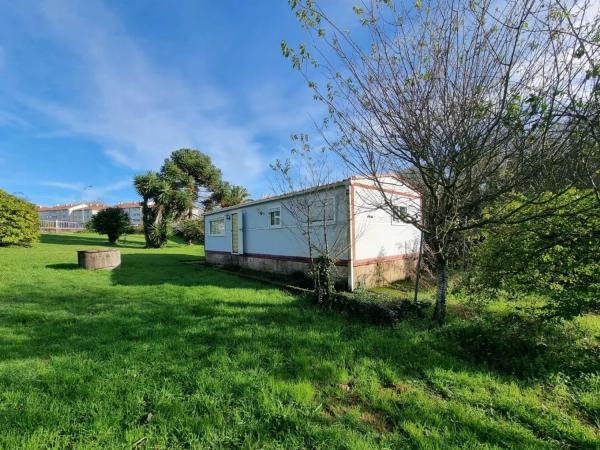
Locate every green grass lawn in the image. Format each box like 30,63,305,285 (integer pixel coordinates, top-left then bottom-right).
0,233,598,449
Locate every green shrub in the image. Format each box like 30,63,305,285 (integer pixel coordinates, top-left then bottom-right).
313,254,336,306
465,189,600,320
87,207,132,244
445,311,600,377
179,218,204,244
329,290,429,325
0,189,39,246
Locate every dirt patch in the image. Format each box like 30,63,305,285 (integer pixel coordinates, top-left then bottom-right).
360,410,392,433
380,382,411,397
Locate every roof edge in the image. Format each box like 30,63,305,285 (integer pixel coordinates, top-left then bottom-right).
204,179,350,216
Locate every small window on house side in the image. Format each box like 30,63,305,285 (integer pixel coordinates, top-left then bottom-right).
309,196,336,225
392,206,408,225
209,217,225,235
269,207,281,228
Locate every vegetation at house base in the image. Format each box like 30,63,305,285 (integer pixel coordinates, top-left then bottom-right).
134,148,248,248
271,144,350,306
283,0,600,323
0,232,598,448
86,206,132,244
0,189,39,246
465,189,600,320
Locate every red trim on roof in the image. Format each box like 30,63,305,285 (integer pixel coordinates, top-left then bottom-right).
37,203,107,212
114,202,141,209
350,182,421,199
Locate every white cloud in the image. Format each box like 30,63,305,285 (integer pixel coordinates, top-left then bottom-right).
14,0,319,193
42,181,84,191
103,148,137,170
0,110,30,129
41,179,132,201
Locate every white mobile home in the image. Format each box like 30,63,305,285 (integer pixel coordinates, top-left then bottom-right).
203,176,421,290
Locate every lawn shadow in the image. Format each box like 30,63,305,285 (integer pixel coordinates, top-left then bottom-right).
46,263,80,270
110,253,277,291
2,273,595,449
40,234,144,249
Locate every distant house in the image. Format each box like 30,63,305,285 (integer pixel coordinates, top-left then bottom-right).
115,202,143,225
203,176,421,290
37,203,107,223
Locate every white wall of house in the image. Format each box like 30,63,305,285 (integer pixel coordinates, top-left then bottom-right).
205,184,350,260
352,180,421,261
205,177,421,270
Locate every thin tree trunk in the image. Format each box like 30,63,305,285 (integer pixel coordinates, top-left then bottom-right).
433,259,448,324
413,231,424,303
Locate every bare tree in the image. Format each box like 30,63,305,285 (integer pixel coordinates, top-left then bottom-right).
283,0,600,323
271,137,352,303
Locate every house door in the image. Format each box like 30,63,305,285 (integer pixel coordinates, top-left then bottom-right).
231,212,244,254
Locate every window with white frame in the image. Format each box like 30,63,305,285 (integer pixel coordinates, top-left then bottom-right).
391,205,408,225
208,217,225,235
268,206,281,228
309,196,336,224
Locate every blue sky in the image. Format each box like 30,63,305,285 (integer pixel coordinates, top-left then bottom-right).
0,0,353,206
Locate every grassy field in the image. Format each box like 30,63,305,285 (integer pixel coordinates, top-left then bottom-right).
0,233,598,449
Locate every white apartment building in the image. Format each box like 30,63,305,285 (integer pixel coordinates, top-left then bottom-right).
38,202,144,225
115,202,143,225
37,203,107,223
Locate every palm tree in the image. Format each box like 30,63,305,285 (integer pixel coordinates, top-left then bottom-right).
134,171,183,248
204,183,250,210
134,149,249,246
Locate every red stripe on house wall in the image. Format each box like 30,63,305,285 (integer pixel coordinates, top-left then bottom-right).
205,250,350,267
205,250,417,268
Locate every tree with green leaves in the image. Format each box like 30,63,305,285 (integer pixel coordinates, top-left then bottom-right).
283,0,600,323
0,189,39,246
134,148,249,247
204,182,250,210
179,218,204,245
87,207,132,244
466,189,600,320
134,171,171,248
161,148,223,218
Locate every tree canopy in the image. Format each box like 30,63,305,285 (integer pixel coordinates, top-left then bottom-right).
466,189,600,320
283,0,600,322
134,148,249,247
0,189,39,246
87,207,132,244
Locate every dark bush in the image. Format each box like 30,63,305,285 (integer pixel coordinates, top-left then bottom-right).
0,189,39,246
178,218,204,244
328,291,430,325
87,207,132,244
445,312,600,377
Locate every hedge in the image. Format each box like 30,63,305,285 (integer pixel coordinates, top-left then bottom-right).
0,189,40,246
